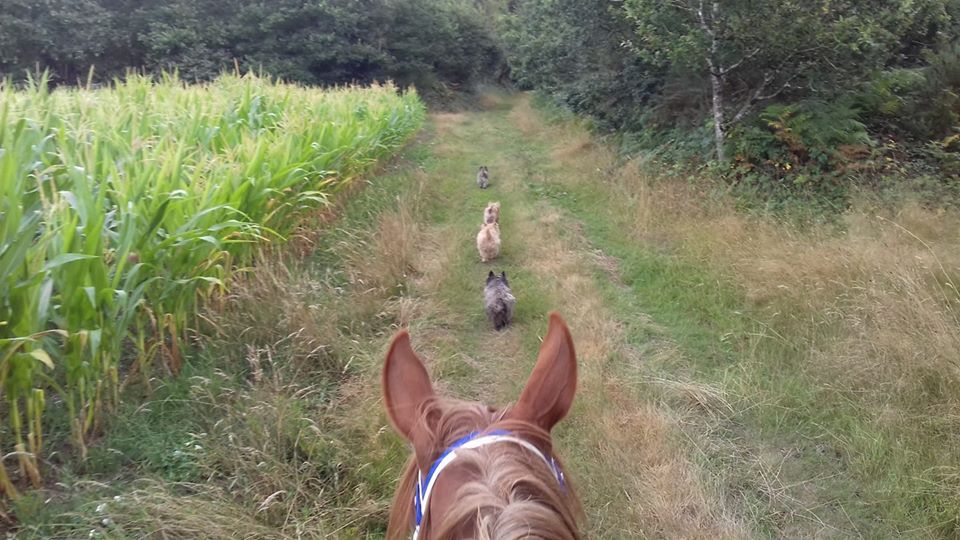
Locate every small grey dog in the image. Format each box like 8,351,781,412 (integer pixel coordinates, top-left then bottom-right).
476,165,490,189
484,271,515,331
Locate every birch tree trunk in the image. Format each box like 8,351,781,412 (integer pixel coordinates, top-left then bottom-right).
700,0,727,162
709,69,727,163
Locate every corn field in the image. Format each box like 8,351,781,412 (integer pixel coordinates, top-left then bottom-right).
0,73,424,497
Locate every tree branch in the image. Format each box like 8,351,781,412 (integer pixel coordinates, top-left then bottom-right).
722,41,828,125
717,47,760,76
728,67,806,126
664,0,695,12
696,0,715,38
728,74,772,125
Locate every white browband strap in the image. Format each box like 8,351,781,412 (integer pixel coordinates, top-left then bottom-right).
412,434,557,540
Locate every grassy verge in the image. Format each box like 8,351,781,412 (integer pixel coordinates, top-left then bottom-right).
513,96,960,537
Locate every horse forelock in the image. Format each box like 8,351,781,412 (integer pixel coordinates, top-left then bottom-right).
386,396,582,540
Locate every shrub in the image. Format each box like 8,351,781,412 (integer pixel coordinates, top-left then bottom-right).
857,43,960,142
729,101,875,194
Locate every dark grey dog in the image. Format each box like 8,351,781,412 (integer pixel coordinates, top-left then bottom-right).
484,271,515,331
476,165,490,189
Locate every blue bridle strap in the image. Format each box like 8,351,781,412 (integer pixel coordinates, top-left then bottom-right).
414,431,480,526
412,429,565,539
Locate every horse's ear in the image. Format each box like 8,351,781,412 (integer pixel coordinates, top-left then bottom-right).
509,312,577,431
383,330,434,441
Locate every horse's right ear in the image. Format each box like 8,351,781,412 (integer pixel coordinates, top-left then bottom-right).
382,330,435,441
508,312,577,432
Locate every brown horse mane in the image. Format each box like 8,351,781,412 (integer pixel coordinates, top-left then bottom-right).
386,395,583,540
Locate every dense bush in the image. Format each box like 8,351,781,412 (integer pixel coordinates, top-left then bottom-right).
0,0,502,96
501,0,960,199
732,102,872,176
501,0,663,131
857,43,960,142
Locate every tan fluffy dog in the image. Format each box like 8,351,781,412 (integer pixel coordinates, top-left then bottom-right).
476,222,501,262
483,201,500,225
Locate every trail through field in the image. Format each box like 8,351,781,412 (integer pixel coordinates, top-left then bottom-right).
26,92,956,539
358,93,960,539
362,95,748,537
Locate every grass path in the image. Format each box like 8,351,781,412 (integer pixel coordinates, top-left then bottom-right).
358,95,746,537
354,93,959,538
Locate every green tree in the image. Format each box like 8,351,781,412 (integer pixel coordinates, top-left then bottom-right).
501,0,660,129
1,0,502,93
0,0,115,83
620,0,954,162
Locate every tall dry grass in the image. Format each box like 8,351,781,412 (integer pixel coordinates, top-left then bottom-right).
638,182,960,411
514,95,960,534
533,96,960,414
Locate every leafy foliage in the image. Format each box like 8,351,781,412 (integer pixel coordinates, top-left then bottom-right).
733,102,872,174
500,0,662,131
0,0,502,96
857,42,960,142
729,101,877,201
502,0,960,199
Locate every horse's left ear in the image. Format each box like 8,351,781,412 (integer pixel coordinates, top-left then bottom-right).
383,330,435,442
508,312,577,431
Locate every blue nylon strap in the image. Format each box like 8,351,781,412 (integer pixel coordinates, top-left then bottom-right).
415,430,500,526
413,429,563,529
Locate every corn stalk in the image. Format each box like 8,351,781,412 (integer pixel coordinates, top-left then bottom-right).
0,73,424,496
